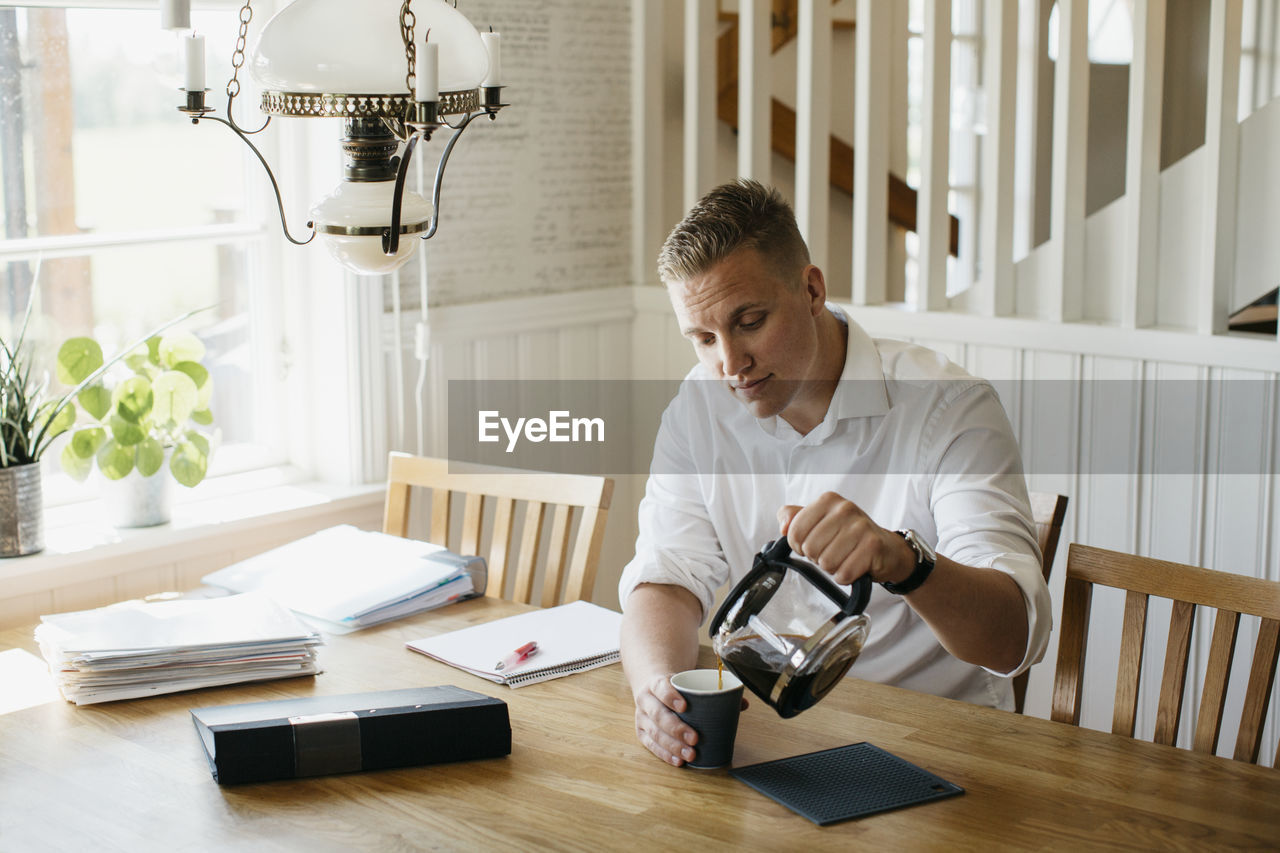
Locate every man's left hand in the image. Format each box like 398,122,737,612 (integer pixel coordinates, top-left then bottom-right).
777,492,915,586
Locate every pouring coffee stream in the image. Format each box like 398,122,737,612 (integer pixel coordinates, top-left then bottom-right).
710,538,872,718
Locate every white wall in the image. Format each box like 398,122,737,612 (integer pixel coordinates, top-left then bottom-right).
389,0,634,309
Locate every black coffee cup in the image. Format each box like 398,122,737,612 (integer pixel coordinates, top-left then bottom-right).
670,669,744,769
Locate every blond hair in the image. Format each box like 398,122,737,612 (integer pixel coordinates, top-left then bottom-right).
657,180,810,287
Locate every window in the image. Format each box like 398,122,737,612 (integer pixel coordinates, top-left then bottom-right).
0,2,289,504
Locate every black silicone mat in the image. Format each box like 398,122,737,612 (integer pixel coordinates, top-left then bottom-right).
730,742,963,826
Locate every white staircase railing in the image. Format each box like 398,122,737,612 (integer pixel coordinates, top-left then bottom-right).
637,0,1278,340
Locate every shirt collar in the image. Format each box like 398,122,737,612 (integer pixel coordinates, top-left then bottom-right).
828,304,890,421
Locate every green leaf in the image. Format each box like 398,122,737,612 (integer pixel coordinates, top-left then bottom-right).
151,370,198,427
108,412,147,447
96,440,135,480
77,383,112,422
170,439,207,487
146,336,163,366
112,376,154,424
191,408,214,426
158,332,204,369
172,361,212,410
69,426,107,459
56,337,104,386
60,442,93,482
124,352,151,373
135,437,164,477
184,431,210,455
38,400,77,441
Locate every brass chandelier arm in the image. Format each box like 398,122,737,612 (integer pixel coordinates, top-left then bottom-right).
381,110,483,256
224,97,271,136
197,114,316,246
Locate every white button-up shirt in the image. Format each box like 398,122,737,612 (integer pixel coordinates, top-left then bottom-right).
619,308,1051,710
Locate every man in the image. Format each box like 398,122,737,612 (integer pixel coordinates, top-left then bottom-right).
619,180,1051,767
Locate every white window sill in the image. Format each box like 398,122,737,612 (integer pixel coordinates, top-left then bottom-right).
0,467,386,600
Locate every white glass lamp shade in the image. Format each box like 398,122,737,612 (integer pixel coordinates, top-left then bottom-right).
250,0,489,94
309,180,433,275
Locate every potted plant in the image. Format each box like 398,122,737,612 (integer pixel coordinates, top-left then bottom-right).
56,327,216,527
0,297,72,556
0,294,194,553
0,277,210,554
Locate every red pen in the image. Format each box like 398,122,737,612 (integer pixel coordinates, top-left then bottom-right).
495,641,538,672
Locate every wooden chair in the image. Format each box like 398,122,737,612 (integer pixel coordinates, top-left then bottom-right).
1051,543,1280,766
382,453,614,607
1012,491,1069,714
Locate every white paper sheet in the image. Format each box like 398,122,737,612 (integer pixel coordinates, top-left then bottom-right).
202,525,481,627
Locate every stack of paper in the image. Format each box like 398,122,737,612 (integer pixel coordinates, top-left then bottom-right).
34,593,323,706
407,600,623,688
202,525,486,633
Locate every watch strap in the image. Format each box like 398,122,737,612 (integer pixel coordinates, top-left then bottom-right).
883,530,936,595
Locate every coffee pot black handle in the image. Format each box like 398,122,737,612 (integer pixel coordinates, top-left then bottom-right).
763,538,873,617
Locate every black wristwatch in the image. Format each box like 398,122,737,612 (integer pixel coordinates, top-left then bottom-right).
883,529,937,595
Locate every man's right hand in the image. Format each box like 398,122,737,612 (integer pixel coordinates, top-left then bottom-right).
631,673,699,766
620,583,704,767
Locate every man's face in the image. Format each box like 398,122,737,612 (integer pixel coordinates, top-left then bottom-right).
668,247,831,425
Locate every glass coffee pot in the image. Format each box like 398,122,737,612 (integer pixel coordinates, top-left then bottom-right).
710,538,872,718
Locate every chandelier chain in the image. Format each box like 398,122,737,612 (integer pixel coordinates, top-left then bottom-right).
227,0,255,100
401,1,416,98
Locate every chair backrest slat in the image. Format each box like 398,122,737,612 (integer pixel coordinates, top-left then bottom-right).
1153,599,1196,746
564,504,610,612
460,493,485,557
1013,492,1069,714
1111,589,1148,737
541,504,574,609
429,487,451,545
1052,543,1280,767
382,453,612,607
1194,609,1241,754
487,497,516,602
384,481,411,538
1051,575,1092,726
1234,617,1280,764
513,501,546,605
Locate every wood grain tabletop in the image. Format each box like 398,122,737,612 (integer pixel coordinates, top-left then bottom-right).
2,596,1277,851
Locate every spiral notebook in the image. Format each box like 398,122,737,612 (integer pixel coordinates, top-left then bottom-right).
405,600,622,688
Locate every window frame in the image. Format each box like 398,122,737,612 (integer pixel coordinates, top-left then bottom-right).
0,0,387,513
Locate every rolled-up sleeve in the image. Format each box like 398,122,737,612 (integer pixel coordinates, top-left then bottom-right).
926,383,1053,678
618,399,729,620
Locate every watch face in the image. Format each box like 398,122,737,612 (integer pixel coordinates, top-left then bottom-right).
902,529,936,564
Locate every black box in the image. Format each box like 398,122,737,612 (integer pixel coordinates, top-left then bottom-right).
191,685,511,784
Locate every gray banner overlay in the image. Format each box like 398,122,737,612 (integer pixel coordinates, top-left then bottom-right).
446,379,1279,476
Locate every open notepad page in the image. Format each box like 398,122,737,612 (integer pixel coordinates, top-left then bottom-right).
406,600,623,688
202,524,482,630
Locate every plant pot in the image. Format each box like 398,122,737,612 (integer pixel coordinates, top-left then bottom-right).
101,465,173,528
0,462,45,557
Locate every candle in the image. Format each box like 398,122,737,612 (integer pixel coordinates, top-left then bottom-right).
481,31,502,87
160,0,190,31
416,41,439,102
183,33,205,92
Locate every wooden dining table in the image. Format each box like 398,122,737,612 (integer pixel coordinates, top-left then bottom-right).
2,595,1277,851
